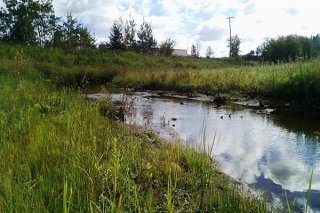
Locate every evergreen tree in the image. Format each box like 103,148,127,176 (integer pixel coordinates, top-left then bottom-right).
108,17,124,50
137,19,157,54
53,13,95,49
123,15,136,50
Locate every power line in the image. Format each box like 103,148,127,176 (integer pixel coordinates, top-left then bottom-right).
226,16,234,58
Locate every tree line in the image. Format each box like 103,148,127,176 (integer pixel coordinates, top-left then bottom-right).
0,0,95,49
244,34,320,62
104,16,175,56
0,0,215,59
1,0,319,61
0,0,176,55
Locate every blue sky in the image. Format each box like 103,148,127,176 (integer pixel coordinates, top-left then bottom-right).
2,0,319,57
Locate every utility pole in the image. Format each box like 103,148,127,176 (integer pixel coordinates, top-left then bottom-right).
226,16,234,57
187,34,194,56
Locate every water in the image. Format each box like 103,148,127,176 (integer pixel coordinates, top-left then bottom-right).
102,92,320,212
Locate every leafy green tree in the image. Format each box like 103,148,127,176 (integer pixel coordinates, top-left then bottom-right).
0,0,56,45
205,46,213,58
258,35,316,62
285,35,301,61
137,19,157,54
123,15,136,50
228,35,240,57
108,17,124,50
299,36,316,59
159,38,175,56
312,34,320,54
0,6,11,40
33,0,57,46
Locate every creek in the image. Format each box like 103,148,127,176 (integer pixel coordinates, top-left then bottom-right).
88,91,320,212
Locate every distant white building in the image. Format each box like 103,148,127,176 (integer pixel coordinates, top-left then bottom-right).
172,49,187,57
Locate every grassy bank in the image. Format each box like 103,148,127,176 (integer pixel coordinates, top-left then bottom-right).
0,46,269,211
2,43,320,108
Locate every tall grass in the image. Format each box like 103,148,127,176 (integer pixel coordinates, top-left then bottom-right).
0,56,270,212
2,43,320,107
306,168,314,213
2,42,320,107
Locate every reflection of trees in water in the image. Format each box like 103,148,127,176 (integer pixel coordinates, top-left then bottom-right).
270,111,320,138
141,104,154,126
129,95,320,212
250,174,320,212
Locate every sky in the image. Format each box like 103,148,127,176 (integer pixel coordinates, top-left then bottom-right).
2,0,320,57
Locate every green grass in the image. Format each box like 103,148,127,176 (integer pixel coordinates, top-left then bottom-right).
0,45,270,212
1,42,320,108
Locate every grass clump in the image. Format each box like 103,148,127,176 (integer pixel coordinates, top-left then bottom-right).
0,53,269,212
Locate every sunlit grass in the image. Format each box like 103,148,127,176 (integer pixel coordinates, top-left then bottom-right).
3,42,320,211
1,42,320,106
0,58,270,212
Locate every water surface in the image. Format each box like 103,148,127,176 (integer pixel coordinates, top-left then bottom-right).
109,92,320,212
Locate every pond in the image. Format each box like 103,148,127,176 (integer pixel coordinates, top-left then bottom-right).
89,91,320,212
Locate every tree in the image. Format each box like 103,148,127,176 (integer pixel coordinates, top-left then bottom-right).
0,0,56,45
159,38,175,56
190,44,199,58
33,0,57,47
123,15,136,50
227,35,240,57
242,50,257,61
299,36,316,59
108,17,124,50
0,6,11,40
137,19,157,54
257,35,316,62
53,13,95,49
205,46,213,58
312,34,320,54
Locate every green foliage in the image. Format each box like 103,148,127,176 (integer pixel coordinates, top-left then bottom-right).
258,35,317,62
0,1,93,49
228,35,241,57
159,38,175,56
1,42,320,107
0,0,56,45
53,13,95,50
137,19,157,54
108,17,124,50
312,34,320,53
123,15,137,50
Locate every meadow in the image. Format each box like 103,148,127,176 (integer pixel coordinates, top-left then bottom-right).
2,42,319,108
2,42,319,212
